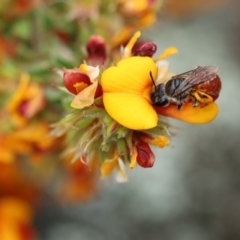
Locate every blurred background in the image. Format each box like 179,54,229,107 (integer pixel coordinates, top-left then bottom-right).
1,0,240,239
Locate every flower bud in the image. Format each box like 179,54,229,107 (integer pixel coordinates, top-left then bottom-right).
136,140,155,168
132,41,157,57
86,35,107,66
63,69,91,95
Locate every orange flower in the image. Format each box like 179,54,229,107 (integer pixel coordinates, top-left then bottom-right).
110,0,162,49
0,198,36,240
118,0,162,27
0,122,56,163
6,73,45,127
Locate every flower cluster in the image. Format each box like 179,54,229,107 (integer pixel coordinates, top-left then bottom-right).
53,31,221,181
0,0,224,238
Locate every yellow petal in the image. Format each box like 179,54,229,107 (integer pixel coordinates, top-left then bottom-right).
6,73,29,111
70,81,98,109
79,64,87,73
129,146,138,169
104,93,158,130
100,158,118,177
119,0,148,12
156,47,178,61
24,83,45,118
146,135,170,148
101,57,157,95
155,102,219,124
101,56,158,130
122,31,141,59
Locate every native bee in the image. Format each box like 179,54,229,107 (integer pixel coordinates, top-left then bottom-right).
150,66,221,110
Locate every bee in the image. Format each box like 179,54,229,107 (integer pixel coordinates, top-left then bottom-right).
150,66,221,110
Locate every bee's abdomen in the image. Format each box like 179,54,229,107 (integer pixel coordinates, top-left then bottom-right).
194,75,221,96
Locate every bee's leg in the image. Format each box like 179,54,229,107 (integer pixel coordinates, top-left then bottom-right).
177,102,183,110
192,96,199,107
174,96,183,110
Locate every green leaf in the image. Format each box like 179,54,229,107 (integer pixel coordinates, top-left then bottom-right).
74,118,95,130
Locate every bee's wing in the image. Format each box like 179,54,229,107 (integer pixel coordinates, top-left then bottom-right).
172,66,220,97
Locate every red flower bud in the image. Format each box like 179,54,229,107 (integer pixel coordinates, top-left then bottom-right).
86,35,107,66
132,41,157,57
95,84,103,98
63,69,91,95
136,140,155,168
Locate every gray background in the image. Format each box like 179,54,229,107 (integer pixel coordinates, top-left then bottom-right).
37,1,240,239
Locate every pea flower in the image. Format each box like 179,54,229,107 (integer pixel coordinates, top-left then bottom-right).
0,198,37,240
111,0,163,49
6,73,45,127
53,31,221,182
63,64,102,109
0,122,56,163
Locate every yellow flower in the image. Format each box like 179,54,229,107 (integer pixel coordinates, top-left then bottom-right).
0,198,36,240
0,122,56,163
0,134,31,164
118,0,162,27
101,56,158,130
6,73,45,127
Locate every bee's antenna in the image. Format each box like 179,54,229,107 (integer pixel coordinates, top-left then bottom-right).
150,71,157,89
